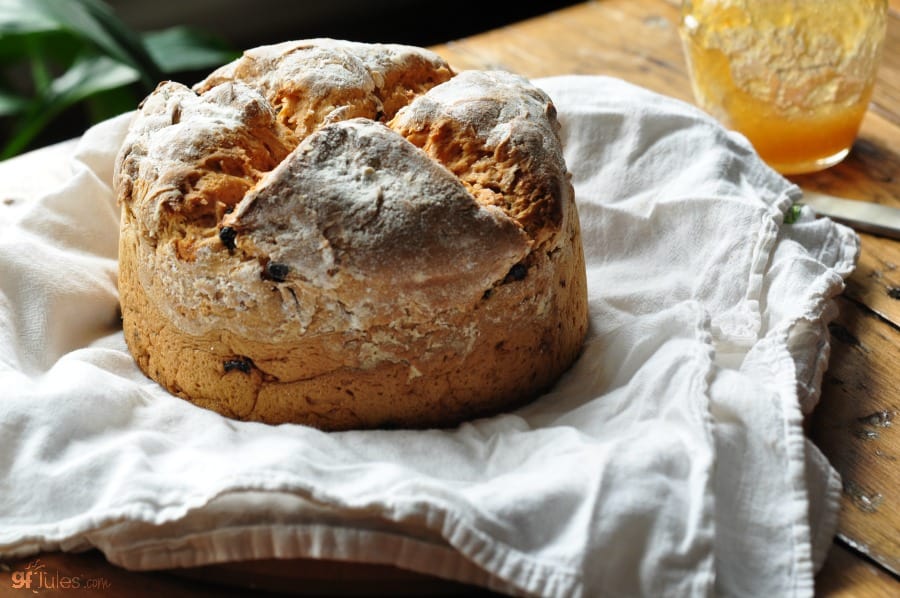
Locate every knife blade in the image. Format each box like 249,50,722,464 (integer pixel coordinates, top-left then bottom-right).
799,190,900,240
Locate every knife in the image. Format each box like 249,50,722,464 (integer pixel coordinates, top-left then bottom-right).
799,190,900,240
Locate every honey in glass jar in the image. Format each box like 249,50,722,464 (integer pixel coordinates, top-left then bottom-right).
679,0,887,175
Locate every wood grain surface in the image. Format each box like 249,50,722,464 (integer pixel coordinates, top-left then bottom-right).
436,2,900,594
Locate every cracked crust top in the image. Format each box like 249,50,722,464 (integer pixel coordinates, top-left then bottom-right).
114,39,588,429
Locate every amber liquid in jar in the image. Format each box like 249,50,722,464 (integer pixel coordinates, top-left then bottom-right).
680,0,887,174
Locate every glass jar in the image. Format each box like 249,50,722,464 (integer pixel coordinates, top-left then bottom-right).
679,0,888,175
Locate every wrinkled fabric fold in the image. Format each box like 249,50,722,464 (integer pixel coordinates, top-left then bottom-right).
0,76,854,597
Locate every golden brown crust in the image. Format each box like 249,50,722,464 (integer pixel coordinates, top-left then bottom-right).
194,39,454,138
115,39,589,429
389,70,567,246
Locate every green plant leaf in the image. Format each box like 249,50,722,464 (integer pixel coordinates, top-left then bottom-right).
2,0,162,88
0,88,27,115
48,53,138,107
0,29,81,66
1,102,55,159
143,26,238,74
1,54,138,159
71,0,163,86
784,203,804,225
0,0,60,35
0,0,237,159
84,84,138,123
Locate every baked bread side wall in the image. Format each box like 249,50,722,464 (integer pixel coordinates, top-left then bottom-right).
115,39,590,429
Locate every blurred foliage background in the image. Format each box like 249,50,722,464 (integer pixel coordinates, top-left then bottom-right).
0,0,578,159
0,0,237,159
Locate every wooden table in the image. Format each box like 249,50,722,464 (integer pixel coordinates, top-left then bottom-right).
2,1,899,595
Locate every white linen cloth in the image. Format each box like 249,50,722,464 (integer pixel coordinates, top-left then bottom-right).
0,75,856,597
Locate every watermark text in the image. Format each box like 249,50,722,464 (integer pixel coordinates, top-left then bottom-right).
7,559,112,592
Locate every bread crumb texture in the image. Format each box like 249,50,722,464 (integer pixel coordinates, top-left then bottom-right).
115,39,589,429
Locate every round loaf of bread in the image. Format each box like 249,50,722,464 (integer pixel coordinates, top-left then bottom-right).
114,39,589,430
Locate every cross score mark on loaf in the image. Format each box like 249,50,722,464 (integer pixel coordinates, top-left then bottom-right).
113,39,588,429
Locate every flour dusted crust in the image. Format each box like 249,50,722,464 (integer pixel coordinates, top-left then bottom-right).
115,39,589,429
